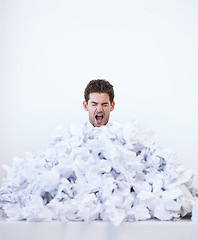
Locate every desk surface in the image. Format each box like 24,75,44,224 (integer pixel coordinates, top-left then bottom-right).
0,210,198,240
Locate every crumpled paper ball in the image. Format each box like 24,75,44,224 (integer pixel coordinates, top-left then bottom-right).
0,120,198,226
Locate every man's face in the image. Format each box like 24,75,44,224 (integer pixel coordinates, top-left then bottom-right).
83,92,115,127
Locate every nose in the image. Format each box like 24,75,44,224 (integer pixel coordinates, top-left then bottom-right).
97,104,103,112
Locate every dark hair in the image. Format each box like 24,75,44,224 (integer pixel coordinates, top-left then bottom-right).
84,79,114,103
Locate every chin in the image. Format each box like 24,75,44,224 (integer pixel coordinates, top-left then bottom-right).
97,122,107,127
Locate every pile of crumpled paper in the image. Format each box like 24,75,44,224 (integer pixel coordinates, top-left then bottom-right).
0,120,198,226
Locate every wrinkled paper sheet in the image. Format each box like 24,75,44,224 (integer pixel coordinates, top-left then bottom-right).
0,120,198,226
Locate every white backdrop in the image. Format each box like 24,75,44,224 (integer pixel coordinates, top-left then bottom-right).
0,0,198,185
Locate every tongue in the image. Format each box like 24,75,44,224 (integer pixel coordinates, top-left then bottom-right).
97,116,103,120
96,116,103,123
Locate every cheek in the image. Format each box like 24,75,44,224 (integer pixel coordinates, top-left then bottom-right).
89,107,96,114
104,109,110,116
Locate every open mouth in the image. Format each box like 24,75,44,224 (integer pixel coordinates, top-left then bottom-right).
95,114,104,124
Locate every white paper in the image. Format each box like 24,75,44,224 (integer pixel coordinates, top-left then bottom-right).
0,120,198,226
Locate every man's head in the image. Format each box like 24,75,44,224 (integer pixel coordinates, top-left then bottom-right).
83,79,115,127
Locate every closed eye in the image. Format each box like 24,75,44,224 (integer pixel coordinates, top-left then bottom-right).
91,101,98,106
102,103,109,107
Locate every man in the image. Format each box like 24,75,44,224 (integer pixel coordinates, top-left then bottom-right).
83,79,115,127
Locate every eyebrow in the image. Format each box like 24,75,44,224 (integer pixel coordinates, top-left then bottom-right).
91,101,109,105
91,101,98,104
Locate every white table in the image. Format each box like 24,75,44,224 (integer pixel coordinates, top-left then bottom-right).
0,210,197,240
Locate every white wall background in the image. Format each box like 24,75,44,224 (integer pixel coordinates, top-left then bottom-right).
0,0,198,185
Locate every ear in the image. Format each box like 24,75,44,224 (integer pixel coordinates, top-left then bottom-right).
110,101,115,112
83,101,88,111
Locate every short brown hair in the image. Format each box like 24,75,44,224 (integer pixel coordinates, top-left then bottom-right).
84,79,114,103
